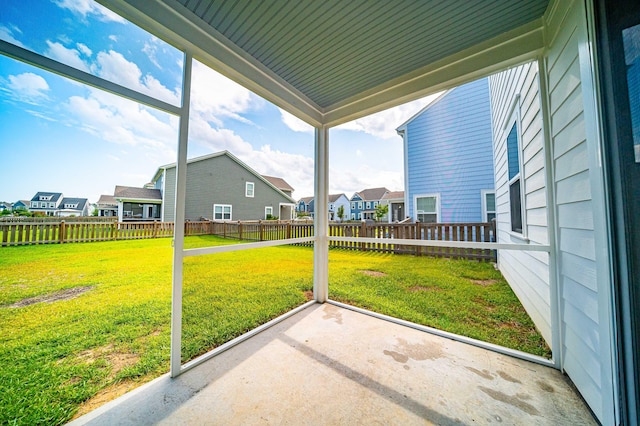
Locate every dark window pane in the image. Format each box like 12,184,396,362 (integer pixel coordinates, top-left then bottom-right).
622,23,640,162
507,123,520,179
510,179,522,233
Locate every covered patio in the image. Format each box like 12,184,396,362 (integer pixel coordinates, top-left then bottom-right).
69,303,595,425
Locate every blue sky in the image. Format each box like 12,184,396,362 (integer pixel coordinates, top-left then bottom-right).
0,0,438,205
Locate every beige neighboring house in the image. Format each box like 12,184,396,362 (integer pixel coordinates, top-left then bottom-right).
113,185,162,222
96,194,118,217
261,175,294,198
381,191,405,223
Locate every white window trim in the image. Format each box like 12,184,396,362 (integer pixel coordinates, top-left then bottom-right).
504,95,527,239
481,189,496,222
245,182,254,198
213,204,233,221
413,193,440,223
265,206,273,218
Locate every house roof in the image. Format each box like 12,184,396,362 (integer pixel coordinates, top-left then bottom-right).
382,191,405,201
354,187,390,201
328,194,346,203
261,175,294,193
154,151,295,203
114,186,162,201
59,198,88,210
299,196,314,204
101,0,548,127
30,192,62,202
97,194,117,206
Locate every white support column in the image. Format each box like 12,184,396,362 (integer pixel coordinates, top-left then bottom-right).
313,126,329,303
170,52,193,377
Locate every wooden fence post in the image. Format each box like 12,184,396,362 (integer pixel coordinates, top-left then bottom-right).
59,220,66,244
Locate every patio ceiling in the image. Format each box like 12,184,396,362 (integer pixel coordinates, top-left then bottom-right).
99,0,548,126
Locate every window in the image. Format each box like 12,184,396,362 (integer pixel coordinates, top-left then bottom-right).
351,202,355,209
49,202,55,208
415,195,439,223
374,201,378,208
245,182,254,197
265,206,273,218
358,202,363,209
482,190,496,222
214,204,232,220
351,213,355,220
506,121,523,233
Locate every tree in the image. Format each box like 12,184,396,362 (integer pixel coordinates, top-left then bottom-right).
336,205,345,222
374,203,389,222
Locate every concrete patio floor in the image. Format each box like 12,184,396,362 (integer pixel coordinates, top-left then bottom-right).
69,303,596,425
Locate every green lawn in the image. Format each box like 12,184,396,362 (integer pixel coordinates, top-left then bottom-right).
0,236,549,425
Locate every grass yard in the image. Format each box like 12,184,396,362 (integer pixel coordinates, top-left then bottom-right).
0,236,550,425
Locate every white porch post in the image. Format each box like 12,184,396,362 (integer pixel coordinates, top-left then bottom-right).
170,52,193,377
313,125,329,303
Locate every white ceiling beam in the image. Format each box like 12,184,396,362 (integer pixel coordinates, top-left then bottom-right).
322,19,545,127
98,0,324,127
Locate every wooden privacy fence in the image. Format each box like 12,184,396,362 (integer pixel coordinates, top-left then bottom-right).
0,220,211,246
210,220,496,261
0,219,496,261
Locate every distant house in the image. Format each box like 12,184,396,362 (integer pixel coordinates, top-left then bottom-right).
153,151,296,222
96,194,118,217
12,200,29,211
29,192,63,216
328,194,350,221
349,187,390,220
113,186,162,221
397,78,494,223
262,176,294,197
13,200,29,210
297,196,314,216
0,202,12,212
381,191,405,223
57,198,89,217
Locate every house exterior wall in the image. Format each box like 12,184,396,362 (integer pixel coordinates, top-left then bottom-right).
540,0,615,422
488,63,552,347
161,154,294,222
403,78,494,223
328,195,350,221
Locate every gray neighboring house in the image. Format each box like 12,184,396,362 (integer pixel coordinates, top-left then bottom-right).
153,151,296,222
57,197,89,217
113,185,162,221
29,192,63,216
97,194,118,217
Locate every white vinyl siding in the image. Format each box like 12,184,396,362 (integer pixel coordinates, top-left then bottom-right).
489,61,552,347
541,0,615,422
214,204,232,220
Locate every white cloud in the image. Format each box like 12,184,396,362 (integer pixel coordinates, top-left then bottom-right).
279,108,314,133
7,72,50,103
0,24,25,48
108,35,118,42
95,50,180,105
53,0,126,23
190,61,261,124
336,93,443,139
142,37,162,69
45,40,91,72
330,165,403,197
65,88,178,153
77,43,92,57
